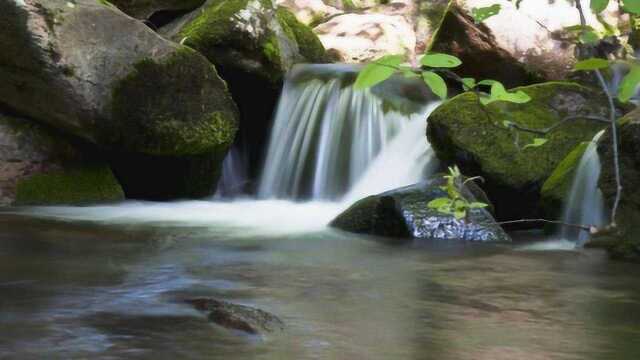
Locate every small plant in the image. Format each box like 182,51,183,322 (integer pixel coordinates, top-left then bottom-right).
427,166,488,220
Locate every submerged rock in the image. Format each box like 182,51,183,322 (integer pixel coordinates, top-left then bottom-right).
428,1,624,87
427,82,611,221
187,298,284,334
330,177,510,242
594,109,640,262
0,114,124,206
0,0,239,199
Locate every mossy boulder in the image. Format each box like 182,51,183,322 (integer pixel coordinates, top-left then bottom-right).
0,0,239,199
108,0,206,19
594,109,640,262
330,176,510,243
0,114,124,206
161,0,327,180
427,82,611,221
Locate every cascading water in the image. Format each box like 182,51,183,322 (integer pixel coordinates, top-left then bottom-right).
257,64,439,202
561,130,607,245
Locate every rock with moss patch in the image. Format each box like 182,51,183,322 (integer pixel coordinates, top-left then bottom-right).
107,0,206,19
330,176,509,242
0,113,124,206
0,0,239,199
594,109,640,262
427,82,611,221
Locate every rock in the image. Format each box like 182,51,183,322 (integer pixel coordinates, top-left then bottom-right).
427,82,611,221
312,0,451,63
594,109,640,261
330,176,510,242
187,298,284,334
161,0,327,180
0,114,124,206
275,0,341,26
0,0,239,199
428,1,625,87
108,0,206,19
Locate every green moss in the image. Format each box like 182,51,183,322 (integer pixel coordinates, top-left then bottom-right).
427,82,609,189
15,165,124,205
110,47,238,156
276,7,327,63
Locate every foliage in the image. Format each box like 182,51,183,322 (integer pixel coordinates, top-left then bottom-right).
427,166,488,220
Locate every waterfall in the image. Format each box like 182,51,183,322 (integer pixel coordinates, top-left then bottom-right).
257,64,438,201
214,146,249,199
561,130,607,245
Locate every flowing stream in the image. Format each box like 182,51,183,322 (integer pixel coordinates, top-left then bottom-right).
1,66,640,359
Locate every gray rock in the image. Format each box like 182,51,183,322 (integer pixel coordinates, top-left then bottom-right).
187,298,284,334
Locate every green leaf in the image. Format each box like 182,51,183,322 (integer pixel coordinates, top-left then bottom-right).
354,55,404,90
590,0,609,13
422,71,448,100
579,30,601,44
502,120,514,128
420,53,462,68
622,0,640,14
523,138,548,149
428,197,451,209
471,4,501,23
454,210,466,220
574,58,610,71
468,202,489,209
461,77,476,91
618,65,640,102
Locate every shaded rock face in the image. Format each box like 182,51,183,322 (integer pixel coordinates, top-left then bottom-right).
162,0,327,181
596,110,640,261
0,114,124,206
330,177,510,242
187,298,284,334
427,82,611,221
0,0,239,199
429,1,625,87
108,0,206,20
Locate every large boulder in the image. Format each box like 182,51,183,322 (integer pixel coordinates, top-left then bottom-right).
0,0,239,199
0,114,124,206
162,0,327,180
330,177,509,242
426,82,611,221
428,1,624,87
108,0,206,19
594,109,640,261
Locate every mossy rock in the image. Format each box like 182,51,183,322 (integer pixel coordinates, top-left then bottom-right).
110,47,238,156
276,6,327,63
107,0,206,19
427,82,610,221
595,109,640,262
15,166,124,206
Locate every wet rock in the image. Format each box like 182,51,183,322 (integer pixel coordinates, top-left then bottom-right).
427,82,611,221
0,113,124,206
108,0,206,19
594,109,640,262
187,298,284,334
330,176,510,242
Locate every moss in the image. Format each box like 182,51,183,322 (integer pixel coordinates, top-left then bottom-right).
276,6,327,62
15,165,124,205
428,82,608,190
110,47,238,156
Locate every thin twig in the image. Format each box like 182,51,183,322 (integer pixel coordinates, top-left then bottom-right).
492,219,591,231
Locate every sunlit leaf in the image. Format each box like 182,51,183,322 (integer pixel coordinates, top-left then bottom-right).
574,58,610,71
622,0,640,14
523,138,548,149
454,210,466,220
420,53,462,68
471,4,501,23
591,0,609,13
579,30,601,44
468,202,489,209
461,77,476,91
618,65,640,102
422,71,447,100
354,55,404,90
428,197,451,209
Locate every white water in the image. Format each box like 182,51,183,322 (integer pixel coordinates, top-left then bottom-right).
258,64,438,201
561,130,607,245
